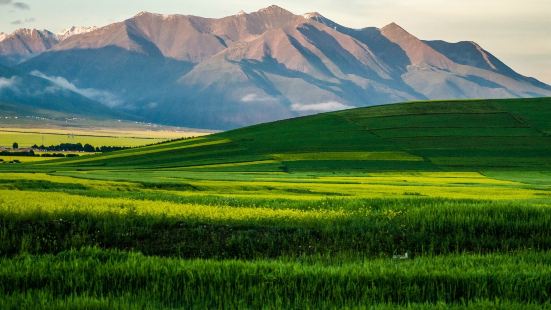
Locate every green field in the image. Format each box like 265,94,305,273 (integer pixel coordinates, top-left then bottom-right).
0,126,210,148
1,98,551,308
0,130,167,148
0,107,211,148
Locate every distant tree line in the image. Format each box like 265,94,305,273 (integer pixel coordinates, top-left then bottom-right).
0,150,79,158
4,137,193,158
0,150,35,157
1,142,131,159
40,153,79,158
31,143,130,153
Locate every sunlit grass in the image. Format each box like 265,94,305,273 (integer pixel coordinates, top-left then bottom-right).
272,151,423,161
0,190,348,224
41,170,544,200
0,131,166,148
0,156,55,163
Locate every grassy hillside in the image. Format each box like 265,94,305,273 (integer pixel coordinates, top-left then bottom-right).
34,97,551,171
1,98,551,308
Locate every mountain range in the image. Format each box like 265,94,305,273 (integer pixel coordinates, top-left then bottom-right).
1,5,550,129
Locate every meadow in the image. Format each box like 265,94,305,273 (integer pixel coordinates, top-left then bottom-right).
0,130,166,148
0,112,210,148
1,98,550,308
1,249,550,309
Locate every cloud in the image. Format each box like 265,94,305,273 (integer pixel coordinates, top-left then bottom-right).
242,95,354,113
0,0,29,10
240,93,277,103
30,71,123,107
290,101,354,112
146,102,158,109
0,76,19,92
12,2,29,10
10,17,34,25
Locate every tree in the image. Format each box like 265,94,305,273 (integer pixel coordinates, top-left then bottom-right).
12,142,18,149
83,144,95,152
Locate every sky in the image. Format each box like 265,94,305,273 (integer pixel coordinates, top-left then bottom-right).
1,0,550,84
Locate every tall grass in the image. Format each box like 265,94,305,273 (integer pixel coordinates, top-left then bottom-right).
2,190,551,258
0,248,550,308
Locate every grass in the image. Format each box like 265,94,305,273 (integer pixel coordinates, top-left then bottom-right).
2,188,551,259
42,170,543,200
8,97,544,172
0,115,211,148
1,97,551,308
0,156,55,163
0,248,550,309
272,151,423,161
0,130,167,148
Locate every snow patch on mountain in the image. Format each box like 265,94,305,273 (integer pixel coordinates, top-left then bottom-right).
57,26,98,41
471,41,497,70
303,12,322,19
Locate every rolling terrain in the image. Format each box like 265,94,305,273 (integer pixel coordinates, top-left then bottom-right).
1,98,551,308
31,97,551,172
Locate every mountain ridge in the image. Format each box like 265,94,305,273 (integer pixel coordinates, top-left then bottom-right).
1,5,550,129
57,26,98,41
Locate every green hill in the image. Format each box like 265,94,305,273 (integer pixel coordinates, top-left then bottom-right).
43,97,551,172
2,98,551,308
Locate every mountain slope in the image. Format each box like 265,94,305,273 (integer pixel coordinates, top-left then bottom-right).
425,40,551,91
18,46,194,109
0,64,125,118
46,97,551,171
0,29,58,65
3,5,551,129
57,26,98,41
379,23,547,99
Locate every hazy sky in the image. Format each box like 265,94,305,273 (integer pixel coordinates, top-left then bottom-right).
1,0,550,84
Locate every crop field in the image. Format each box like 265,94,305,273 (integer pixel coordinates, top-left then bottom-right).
0,156,56,163
1,98,551,308
0,112,211,148
0,130,166,148
0,126,210,148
